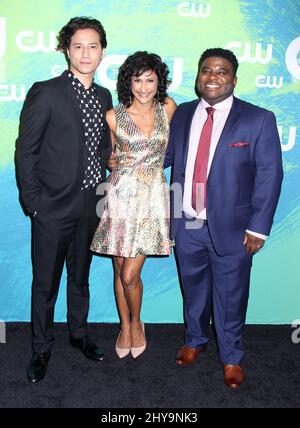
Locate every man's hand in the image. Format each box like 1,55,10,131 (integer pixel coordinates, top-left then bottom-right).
243,232,265,253
107,151,117,170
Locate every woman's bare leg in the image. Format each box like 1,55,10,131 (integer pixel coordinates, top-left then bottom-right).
121,255,146,348
113,256,131,349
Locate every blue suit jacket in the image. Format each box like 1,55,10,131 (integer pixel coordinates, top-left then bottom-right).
165,96,283,256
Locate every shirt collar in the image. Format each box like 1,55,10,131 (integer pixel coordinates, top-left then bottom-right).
199,95,233,112
68,70,95,91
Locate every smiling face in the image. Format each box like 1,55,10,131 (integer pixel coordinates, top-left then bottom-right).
196,56,237,105
130,70,158,105
67,28,104,80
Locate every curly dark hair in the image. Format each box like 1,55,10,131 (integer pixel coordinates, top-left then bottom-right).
117,51,171,107
198,48,239,76
57,16,107,58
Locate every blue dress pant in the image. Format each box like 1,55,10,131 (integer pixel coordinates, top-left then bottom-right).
174,215,253,364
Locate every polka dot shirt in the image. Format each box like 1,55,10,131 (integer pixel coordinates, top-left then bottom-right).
68,71,104,189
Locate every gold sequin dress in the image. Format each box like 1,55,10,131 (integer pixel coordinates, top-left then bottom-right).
90,102,171,257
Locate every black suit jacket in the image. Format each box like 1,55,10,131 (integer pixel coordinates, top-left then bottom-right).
15,71,113,217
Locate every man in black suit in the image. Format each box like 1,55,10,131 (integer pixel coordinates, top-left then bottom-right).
15,17,113,383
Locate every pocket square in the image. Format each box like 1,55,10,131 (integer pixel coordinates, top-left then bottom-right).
228,142,250,148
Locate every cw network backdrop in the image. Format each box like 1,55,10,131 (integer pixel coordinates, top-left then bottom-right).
0,0,299,323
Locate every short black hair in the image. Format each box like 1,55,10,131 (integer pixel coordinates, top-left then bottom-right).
117,51,171,107
198,48,239,75
57,16,107,54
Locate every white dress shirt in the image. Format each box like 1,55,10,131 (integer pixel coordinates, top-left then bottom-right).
183,95,267,240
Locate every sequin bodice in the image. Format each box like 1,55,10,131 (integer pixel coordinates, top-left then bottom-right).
114,102,169,179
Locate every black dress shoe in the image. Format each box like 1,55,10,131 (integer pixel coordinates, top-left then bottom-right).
70,335,104,361
27,351,51,384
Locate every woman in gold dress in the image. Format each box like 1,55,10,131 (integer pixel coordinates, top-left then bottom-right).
91,52,176,358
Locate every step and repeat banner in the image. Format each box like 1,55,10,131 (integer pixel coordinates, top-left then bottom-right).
0,0,299,323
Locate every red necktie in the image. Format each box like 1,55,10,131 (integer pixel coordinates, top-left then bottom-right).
192,107,215,214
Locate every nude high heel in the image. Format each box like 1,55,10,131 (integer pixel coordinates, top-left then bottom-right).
131,321,146,359
115,331,131,359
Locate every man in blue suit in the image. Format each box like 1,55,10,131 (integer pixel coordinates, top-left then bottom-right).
164,48,283,388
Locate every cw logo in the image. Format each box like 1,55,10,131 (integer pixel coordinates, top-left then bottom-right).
0,22,57,56
16,30,56,53
225,41,273,64
0,84,26,102
0,17,6,60
52,55,184,92
285,37,300,80
278,126,297,152
98,55,183,91
177,2,211,18
255,75,283,89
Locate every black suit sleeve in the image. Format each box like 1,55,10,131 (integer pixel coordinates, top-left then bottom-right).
99,87,113,161
107,89,113,110
164,107,181,169
15,82,50,215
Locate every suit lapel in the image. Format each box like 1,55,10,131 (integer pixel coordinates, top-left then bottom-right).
59,71,86,166
207,96,242,180
60,71,84,124
95,86,105,107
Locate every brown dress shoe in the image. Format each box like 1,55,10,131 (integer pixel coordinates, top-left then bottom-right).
223,364,244,389
175,345,206,365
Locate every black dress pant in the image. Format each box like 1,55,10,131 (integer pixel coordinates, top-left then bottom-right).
31,189,100,353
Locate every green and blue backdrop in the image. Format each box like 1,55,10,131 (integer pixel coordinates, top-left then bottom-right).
0,0,299,323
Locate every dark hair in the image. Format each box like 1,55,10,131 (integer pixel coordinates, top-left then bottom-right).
117,51,171,107
57,16,107,55
198,48,239,76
